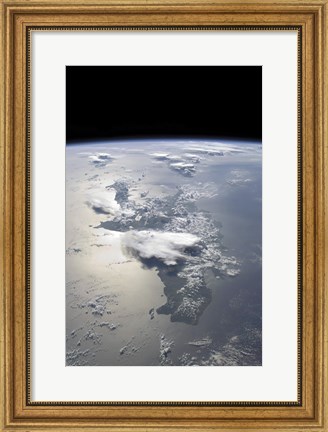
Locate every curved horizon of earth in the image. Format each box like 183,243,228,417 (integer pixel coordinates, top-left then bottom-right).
66,139,262,366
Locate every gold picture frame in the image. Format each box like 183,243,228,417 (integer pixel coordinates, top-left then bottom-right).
0,0,327,430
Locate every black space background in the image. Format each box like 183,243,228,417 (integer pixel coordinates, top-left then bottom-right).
66,66,262,143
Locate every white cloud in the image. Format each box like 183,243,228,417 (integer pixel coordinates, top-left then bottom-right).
121,230,200,265
226,169,252,186
88,152,113,166
165,155,183,162
149,152,170,160
86,191,121,215
150,151,197,176
183,153,201,163
183,142,249,156
169,162,196,176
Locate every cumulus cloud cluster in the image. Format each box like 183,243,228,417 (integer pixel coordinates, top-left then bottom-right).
183,153,201,163
226,169,252,186
121,230,200,265
169,162,196,176
86,191,121,216
150,152,170,161
183,142,246,156
150,152,196,177
148,142,261,178
88,153,113,167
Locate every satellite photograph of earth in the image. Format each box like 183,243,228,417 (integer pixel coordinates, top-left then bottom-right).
65,66,262,366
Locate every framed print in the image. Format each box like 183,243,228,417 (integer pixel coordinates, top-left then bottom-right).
0,0,327,431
